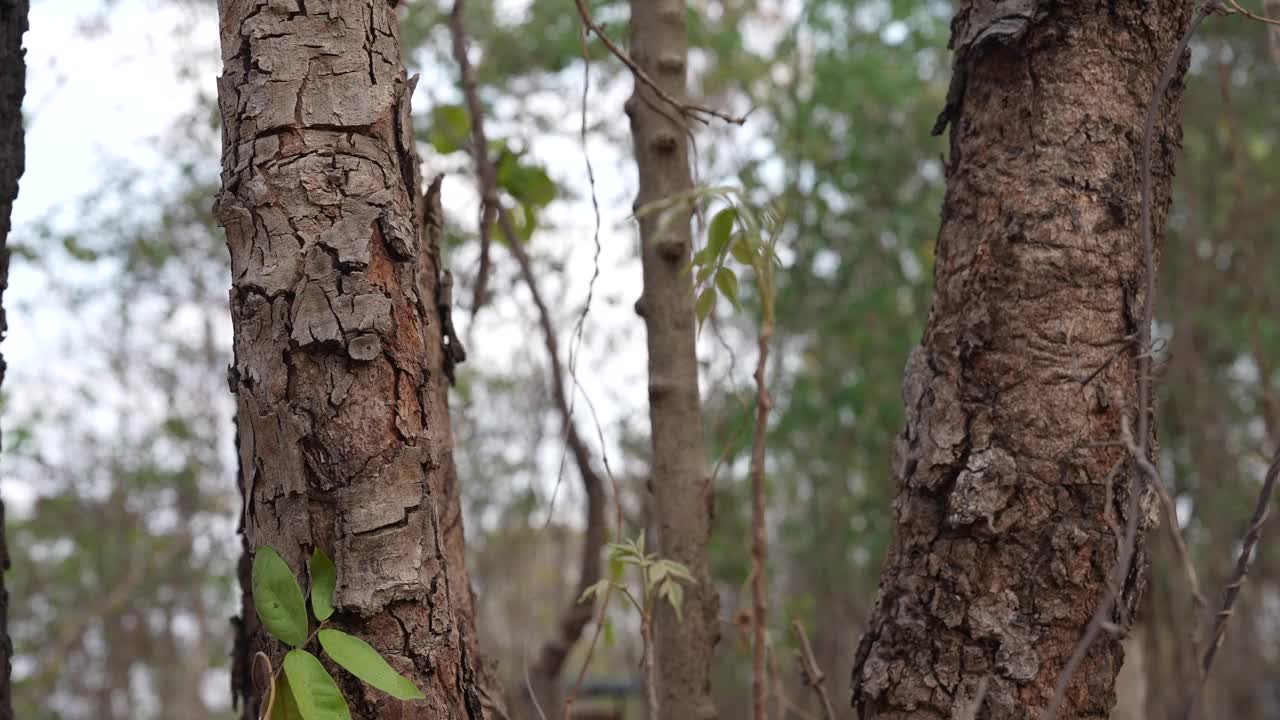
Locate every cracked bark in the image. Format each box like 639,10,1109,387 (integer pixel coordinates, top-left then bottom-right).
0,1,24,718
626,2,719,718
851,3,1191,718
215,2,481,717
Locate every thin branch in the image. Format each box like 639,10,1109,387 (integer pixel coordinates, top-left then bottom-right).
750,312,773,720
1225,0,1280,24
448,5,608,716
448,1,495,319
1047,6,1213,716
571,0,749,126
791,620,837,720
1185,446,1280,716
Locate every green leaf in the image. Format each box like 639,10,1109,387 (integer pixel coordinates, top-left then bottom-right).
318,629,425,701
602,617,616,649
579,579,611,605
708,208,737,260
663,579,685,622
428,105,471,154
309,549,336,622
500,163,557,207
271,672,305,720
648,560,667,591
252,547,309,648
283,650,351,720
62,235,98,262
715,268,741,309
696,287,717,328
695,263,716,287
730,233,755,265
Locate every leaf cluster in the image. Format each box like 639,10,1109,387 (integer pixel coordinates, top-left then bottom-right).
579,531,695,623
251,547,424,720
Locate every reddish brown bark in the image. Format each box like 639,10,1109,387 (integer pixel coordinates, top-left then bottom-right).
215,2,482,717
851,3,1191,718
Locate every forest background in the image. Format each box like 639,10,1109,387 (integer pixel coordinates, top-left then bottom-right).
3,0,1280,718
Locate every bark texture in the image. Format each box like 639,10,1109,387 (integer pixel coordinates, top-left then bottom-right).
626,3,719,718
0,1,23,718
215,2,481,717
851,3,1191,718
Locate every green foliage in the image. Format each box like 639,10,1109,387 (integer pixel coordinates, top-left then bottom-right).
427,104,472,154
318,629,425,701
579,532,695,622
252,547,424,717
309,549,336,623
252,547,309,649
271,673,305,720
638,186,784,333
282,650,352,720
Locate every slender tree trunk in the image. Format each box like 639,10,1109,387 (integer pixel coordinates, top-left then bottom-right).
626,3,719,719
851,3,1190,718
0,1,25,718
215,2,482,717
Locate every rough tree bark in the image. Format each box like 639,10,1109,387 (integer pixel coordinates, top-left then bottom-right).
0,1,23,718
626,2,719,719
850,3,1191,718
215,1,482,717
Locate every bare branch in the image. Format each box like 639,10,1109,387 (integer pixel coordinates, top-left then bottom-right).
1186,447,1280,716
571,0,749,126
447,4,609,716
790,621,837,720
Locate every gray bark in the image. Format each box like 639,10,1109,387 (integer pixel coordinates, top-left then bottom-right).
627,2,719,718
215,2,482,717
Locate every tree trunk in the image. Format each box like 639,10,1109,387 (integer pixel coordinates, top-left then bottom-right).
215,2,482,717
626,3,719,719
851,3,1190,718
0,0,25,717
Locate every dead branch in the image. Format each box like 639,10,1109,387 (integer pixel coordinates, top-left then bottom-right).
448,4,608,716
571,0,748,126
1185,447,1280,716
791,620,837,720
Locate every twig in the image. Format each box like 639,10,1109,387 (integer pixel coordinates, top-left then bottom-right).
571,0,748,126
1225,0,1280,25
1047,7,1213,717
750,310,773,720
448,0,495,319
791,620,837,720
447,5,608,717
1185,447,1280,716
645,618,660,720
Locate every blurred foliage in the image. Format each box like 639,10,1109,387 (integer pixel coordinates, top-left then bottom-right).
4,1,1280,718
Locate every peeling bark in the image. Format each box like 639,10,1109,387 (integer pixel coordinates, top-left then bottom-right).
851,3,1191,718
626,2,719,718
0,1,24,717
215,2,481,717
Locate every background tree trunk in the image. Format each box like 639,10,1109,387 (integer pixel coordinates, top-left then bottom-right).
215,1,482,717
0,1,25,718
626,2,720,719
851,2,1191,718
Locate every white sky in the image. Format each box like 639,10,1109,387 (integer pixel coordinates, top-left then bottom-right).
3,0,748,530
